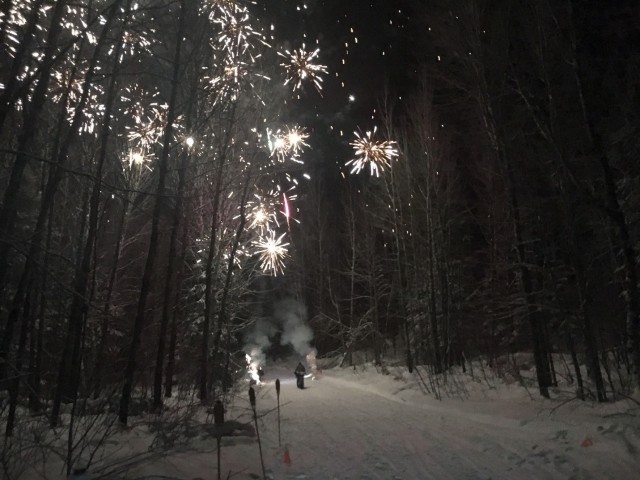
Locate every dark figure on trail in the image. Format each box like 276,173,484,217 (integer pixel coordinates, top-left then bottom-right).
294,362,306,389
257,367,265,382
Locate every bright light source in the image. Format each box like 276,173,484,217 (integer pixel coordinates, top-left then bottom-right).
185,136,195,148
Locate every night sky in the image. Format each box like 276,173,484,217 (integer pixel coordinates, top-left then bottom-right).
262,0,415,171
251,0,418,234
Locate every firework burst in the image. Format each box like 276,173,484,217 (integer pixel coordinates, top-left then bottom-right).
124,148,152,170
50,66,104,134
119,147,153,191
238,191,280,233
347,127,399,177
253,230,289,276
213,6,269,59
268,126,309,162
118,29,153,57
247,193,279,232
279,46,328,94
207,0,246,17
285,126,309,155
1,3,29,56
249,205,271,229
124,102,183,148
203,59,250,103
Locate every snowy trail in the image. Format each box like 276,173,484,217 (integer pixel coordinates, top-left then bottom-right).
256,365,639,480
123,364,640,480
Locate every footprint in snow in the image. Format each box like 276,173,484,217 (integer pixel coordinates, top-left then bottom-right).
553,455,568,465
552,430,569,443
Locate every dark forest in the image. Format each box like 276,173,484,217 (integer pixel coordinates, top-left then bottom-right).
0,0,638,477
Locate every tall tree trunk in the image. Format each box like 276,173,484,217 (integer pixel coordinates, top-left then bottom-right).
0,0,46,133
29,204,53,412
0,0,65,289
165,220,189,398
574,255,608,402
568,0,640,387
503,149,552,398
212,172,251,393
51,0,127,426
154,148,189,409
119,0,186,425
0,29,86,388
478,74,553,396
200,182,221,402
345,194,356,367
92,199,130,398
200,109,235,402
5,281,33,436
596,153,640,386
426,208,442,373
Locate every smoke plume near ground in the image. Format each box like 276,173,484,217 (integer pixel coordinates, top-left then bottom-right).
244,298,314,369
275,298,313,356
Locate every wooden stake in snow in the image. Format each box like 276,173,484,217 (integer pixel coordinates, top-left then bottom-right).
249,386,267,479
275,378,281,447
213,400,225,480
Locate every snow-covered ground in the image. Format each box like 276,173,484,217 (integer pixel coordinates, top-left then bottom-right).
101,359,640,480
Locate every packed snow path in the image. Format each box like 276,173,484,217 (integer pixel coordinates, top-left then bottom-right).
127,362,640,480
251,364,639,480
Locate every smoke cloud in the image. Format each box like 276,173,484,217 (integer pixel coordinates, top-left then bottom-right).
244,298,313,366
275,298,313,356
243,317,276,368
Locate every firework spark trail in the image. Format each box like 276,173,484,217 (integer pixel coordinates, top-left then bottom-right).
282,192,293,233
279,46,328,94
254,230,289,276
347,127,399,177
